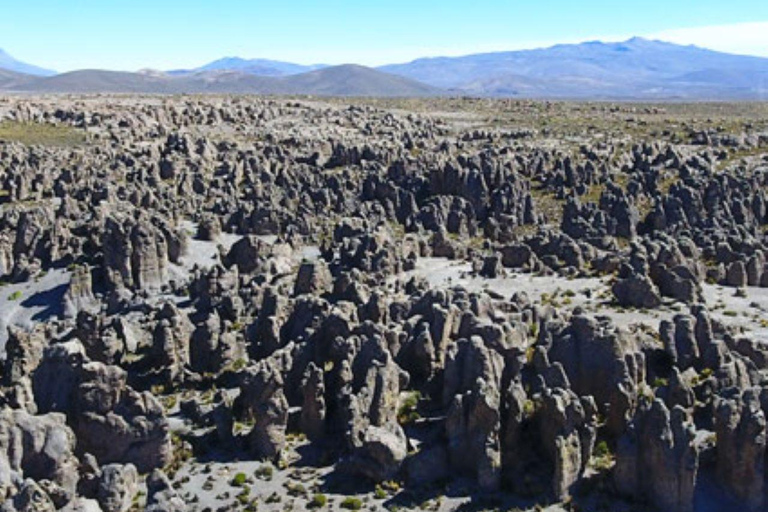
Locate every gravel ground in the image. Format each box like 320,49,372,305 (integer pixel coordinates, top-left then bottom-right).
410,257,768,340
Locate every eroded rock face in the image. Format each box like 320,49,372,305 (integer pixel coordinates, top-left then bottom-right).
714,389,766,511
612,272,662,309
0,409,80,500
537,387,596,500
102,213,179,292
32,341,170,473
444,337,503,491
150,302,193,383
294,259,333,296
446,376,501,491
63,265,96,318
145,470,186,512
239,358,289,461
615,400,698,512
340,335,409,482
4,478,57,512
300,362,326,441
546,315,646,437
97,464,138,512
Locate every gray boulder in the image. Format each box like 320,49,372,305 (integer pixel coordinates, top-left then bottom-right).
145,470,186,512
97,464,138,512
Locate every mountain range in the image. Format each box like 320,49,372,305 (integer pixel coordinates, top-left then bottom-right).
1,38,767,98
168,57,327,77
0,48,56,76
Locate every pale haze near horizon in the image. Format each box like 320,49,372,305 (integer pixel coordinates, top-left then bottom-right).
2,0,768,72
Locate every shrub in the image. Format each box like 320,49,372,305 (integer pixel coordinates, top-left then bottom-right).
231,472,247,487
254,464,274,480
528,321,539,339
523,399,537,416
230,358,247,371
285,481,306,497
236,487,250,504
397,391,422,425
7,291,22,301
340,497,363,510
594,440,611,458
308,494,328,508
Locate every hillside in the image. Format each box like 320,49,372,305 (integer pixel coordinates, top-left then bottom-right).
380,38,768,98
1,65,440,97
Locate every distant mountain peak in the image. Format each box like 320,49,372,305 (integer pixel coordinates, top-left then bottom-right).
169,57,327,77
0,48,56,76
379,37,768,98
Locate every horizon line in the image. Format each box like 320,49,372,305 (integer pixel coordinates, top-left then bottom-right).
3,24,768,75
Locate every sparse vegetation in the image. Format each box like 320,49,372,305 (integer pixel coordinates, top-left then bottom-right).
308,494,328,508
231,472,248,487
0,121,86,147
397,391,421,425
340,497,363,510
254,464,274,480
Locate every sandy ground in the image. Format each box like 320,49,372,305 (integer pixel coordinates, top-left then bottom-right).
169,438,574,512
0,267,70,353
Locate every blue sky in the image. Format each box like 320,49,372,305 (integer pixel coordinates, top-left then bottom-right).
2,0,768,71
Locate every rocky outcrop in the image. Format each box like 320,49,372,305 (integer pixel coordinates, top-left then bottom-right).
546,315,645,437
614,399,698,512
444,336,503,490
340,335,408,482
97,464,138,512
145,470,186,512
32,341,170,472
714,389,766,512
238,358,289,461
0,409,80,500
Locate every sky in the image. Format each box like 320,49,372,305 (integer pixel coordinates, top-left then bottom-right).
2,0,768,72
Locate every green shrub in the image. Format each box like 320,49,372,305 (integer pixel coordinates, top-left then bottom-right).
236,487,250,504
528,321,539,339
397,391,421,425
594,440,611,458
340,497,363,510
230,358,247,371
7,291,22,301
231,472,247,487
254,464,274,480
308,494,328,508
523,399,537,416
285,481,306,497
